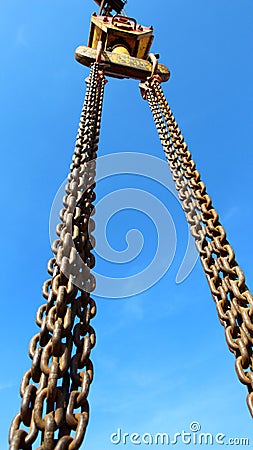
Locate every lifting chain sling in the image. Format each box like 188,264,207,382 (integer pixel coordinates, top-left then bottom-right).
9,62,106,450
8,64,253,450
140,75,253,415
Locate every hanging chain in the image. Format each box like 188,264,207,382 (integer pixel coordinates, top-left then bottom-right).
8,40,253,447
141,76,253,417
9,62,106,450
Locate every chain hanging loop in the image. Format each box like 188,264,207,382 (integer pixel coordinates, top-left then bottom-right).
9,62,107,450
141,77,253,418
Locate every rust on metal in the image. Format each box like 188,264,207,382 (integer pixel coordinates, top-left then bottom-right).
8,1,253,448
8,62,106,449
141,76,253,419
75,45,170,81
88,14,154,60
79,8,170,82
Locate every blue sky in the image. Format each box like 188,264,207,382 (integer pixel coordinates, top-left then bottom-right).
1,0,253,448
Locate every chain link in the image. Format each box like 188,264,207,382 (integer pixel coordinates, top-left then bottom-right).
9,63,106,450
142,76,253,417
8,45,253,448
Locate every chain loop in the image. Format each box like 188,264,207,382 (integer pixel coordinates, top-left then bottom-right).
142,77,253,417
9,63,106,449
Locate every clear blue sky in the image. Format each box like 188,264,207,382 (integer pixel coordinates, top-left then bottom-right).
1,0,253,448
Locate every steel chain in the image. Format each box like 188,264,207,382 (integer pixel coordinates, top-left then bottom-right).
9,46,253,448
142,77,253,417
9,62,106,450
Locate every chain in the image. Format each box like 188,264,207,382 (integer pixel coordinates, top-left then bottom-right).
142,77,253,417
8,41,253,447
143,82,204,242
9,63,106,450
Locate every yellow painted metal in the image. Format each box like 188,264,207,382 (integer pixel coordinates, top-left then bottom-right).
137,36,152,59
92,24,103,50
83,13,169,81
88,14,153,60
75,45,170,82
112,45,130,55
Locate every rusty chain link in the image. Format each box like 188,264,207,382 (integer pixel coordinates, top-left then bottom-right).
141,76,253,417
8,42,253,447
9,62,106,450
